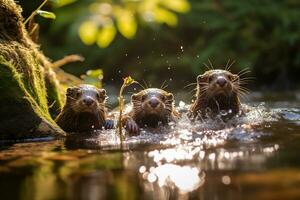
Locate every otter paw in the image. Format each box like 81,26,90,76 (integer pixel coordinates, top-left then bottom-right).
125,121,140,135
104,120,114,129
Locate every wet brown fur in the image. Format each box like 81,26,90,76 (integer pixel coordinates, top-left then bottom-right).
122,88,180,135
189,69,242,119
55,84,110,132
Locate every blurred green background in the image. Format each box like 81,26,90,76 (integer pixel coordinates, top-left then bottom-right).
19,0,300,90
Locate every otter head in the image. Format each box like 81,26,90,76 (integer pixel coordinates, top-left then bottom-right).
66,84,107,114
131,88,174,126
197,69,239,98
194,69,241,117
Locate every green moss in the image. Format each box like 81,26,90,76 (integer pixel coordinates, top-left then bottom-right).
0,0,65,139
44,69,63,118
0,56,61,139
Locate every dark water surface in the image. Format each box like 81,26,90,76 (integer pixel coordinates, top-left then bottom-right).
1,92,300,200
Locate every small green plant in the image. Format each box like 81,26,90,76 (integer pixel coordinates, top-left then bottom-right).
24,0,56,25
118,76,137,143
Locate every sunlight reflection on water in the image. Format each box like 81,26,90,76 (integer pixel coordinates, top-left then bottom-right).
69,102,283,194
141,163,204,193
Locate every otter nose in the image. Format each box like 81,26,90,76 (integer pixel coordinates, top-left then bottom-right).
149,98,160,108
216,76,227,87
82,97,95,106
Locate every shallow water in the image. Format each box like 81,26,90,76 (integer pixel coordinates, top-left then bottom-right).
0,92,300,200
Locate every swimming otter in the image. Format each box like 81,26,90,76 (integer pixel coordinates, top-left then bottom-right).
189,69,243,120
55,84,114,132
122,88,180,135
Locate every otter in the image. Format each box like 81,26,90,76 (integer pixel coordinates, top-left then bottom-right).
189,69,243,120
55,84,114,132
122,88,180,135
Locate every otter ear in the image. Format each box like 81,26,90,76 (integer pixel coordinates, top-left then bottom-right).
197,74,205,83
98,89,107,98
66,87,78,97
166,93,174,100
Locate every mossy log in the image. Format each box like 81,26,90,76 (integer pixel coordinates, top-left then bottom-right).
0,0,65,139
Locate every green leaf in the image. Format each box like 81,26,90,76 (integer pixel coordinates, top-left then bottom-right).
153,8,178,27
52,0,77,7
161,0,191,13
79,20,98,45
36,10,56,19
97,25,116,48
116,10,137,39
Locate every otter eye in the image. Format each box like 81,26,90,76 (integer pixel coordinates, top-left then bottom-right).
75,90,81,98
142,95,147,101
161,95,166,101
208,76,213,83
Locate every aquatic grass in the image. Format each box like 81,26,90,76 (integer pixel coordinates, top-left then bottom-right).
117,76,137,144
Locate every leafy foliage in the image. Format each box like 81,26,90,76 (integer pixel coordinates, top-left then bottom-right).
56,0,190,48
27,0,300,89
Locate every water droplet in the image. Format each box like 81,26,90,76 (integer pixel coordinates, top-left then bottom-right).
161,54,164,57
179,101,185,108
167,67,171,70
220,110,228,116
125,53,128,56
139,166,146,173
208,153,216,160
196,55,200,58
180,46,184,52
222,175,231,185
147,173,157,183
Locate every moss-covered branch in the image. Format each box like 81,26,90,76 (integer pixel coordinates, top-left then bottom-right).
0,0,65,139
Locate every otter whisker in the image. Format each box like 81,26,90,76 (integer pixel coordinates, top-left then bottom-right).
237,85,250,91
203,62,212,70
208,58,214,69
184,82,197,89
237,68,251,77
142,80,149,89
238,88,250,95
227,59,236,71
238,77,255,82
225,59,231,71
160,80,167,89
135,82,145,90
67,96,77,101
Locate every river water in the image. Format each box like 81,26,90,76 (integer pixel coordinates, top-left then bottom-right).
0,92,300,200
